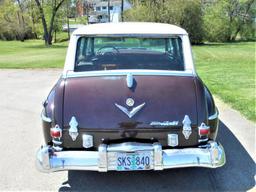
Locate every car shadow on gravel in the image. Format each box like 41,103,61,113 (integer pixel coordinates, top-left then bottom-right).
58,121,255,192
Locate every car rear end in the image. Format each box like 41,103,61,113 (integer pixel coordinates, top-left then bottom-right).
36,23,225,172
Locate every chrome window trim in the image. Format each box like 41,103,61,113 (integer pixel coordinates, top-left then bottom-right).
41,111,52,123
74,35,186,72
63,34,196,75
63,70,195,79
208,110,219,120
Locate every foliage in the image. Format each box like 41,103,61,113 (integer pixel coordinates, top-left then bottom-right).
0,0,69,43
0,0,36,40
203,0,256,42
125,0,255,42
124,0,204,44
0,0,255,44
203,1,230,42
76,16,88,24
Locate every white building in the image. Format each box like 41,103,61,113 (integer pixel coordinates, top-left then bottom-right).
88,0,132,24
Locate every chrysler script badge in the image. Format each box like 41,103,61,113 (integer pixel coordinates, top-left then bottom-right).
115,102,145,118
126,98,135,107
150,121,179,126
182,115,192,140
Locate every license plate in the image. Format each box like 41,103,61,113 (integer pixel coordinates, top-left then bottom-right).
116,152,152,171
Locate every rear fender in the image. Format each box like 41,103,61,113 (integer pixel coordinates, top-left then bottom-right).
41,78,65,144
204,86,219,140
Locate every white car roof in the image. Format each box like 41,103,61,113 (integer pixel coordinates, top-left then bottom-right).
73,22,187,36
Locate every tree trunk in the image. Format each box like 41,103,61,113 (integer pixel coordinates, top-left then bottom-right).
35,0,65,46
85,3,89,24
121,0,124,22
67,0,70,39
231,26,241,41
31,11,37,39
35,0,49,45
67,17,70,39
16,0,26,41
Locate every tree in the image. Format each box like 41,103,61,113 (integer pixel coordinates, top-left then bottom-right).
124,0,204,44
34,0,65,45
203,0,255,42
229,0,255,41
203,1,230,41
0,0,35,40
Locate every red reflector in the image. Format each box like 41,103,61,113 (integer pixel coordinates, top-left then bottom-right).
50,126,62,138
199,129,209,135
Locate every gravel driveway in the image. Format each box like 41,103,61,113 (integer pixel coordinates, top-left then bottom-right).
0,69,254,191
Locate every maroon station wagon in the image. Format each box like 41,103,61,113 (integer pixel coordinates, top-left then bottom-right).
36,22,226,172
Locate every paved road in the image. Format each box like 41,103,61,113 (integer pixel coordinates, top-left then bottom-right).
0,70,254,191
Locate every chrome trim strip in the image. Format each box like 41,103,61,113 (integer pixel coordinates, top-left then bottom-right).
41,112,52,123
52,146,63,151
36,141,225,172
198,138,209,143
64,70,194,79
52,139,62,145
208,110,219,120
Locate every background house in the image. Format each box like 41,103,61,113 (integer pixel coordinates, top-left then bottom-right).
76,0,132,24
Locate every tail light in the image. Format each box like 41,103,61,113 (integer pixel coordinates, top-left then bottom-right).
198,123,210,136
199,128,210,135
50,125,63,151
50,125,62,138
198,123,210,143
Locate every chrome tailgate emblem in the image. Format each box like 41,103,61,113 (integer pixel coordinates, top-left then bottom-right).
115,102,145,118
126,98,135,107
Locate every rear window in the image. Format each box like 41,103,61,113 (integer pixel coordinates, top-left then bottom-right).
75,36,184,72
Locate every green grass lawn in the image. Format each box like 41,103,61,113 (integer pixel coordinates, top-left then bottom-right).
193,42,255,121
0,40,255,121
0,40,67,68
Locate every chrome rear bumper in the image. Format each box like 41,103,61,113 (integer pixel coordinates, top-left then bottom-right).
36,141,225,172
